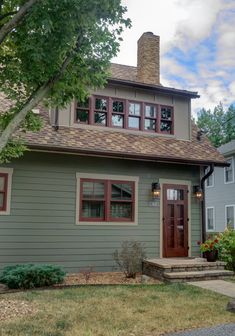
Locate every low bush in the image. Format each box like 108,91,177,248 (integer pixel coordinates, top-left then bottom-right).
217,228,235,271
0,264,66,289
113,241,146,278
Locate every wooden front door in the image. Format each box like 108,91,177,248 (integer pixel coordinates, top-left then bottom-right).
163,184,188,257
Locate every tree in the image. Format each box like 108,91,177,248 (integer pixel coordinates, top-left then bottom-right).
0,0,131,162
196,103,235,147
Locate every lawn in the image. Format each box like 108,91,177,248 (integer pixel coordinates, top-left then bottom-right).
0,284,234,336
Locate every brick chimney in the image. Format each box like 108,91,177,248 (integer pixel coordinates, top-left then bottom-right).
137,32,160,85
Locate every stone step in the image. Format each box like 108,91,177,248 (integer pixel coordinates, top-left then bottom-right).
163,270,234,283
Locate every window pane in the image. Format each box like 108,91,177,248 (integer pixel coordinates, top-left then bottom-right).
77,98,89,109
225,159,233,183
145,105,156,118
129,103,140,116
94,112,107,125
226,206,234,228
207,208,214,230
111,202,132,219
82,201,104,219
82,181,105,199
0,177,5,191
113,101,124,113
128,117,140,129
76,110,89,123
144,119,156,131
167,189,184,201
95,98,107,111
160,121,172,133
161,107,172,120
112,114,124,127
111,183,133,200
0,193,4,208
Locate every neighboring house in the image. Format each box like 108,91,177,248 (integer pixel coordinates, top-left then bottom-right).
0,32,226,272
205,140,235,233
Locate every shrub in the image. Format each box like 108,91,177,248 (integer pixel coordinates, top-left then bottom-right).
217,228,235,271
113,241,146,278
0,264,66,289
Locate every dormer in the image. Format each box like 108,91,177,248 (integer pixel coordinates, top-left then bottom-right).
52,32,199,141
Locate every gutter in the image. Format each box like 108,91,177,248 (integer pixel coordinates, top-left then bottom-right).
200,164,214,243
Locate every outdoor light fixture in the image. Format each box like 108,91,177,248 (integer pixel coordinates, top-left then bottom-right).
193,185,203,200
151,182,161,199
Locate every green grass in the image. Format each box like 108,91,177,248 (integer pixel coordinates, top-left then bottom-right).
0,284,234,336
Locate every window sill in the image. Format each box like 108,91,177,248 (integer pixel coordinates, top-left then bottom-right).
76,221,138,226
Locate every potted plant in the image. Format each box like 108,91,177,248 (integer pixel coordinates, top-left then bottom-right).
198,236,220,262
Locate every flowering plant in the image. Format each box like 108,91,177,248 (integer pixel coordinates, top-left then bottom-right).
197,236,220,253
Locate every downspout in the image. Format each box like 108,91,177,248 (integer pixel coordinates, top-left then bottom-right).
200,163,214,242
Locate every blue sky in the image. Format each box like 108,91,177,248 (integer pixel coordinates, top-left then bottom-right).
113,0,235,115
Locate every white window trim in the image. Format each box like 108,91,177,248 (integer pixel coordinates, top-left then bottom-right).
0,167,13,215
224,157,234,184
76,172,139,226
225,204,235,229
206,206,215,232
205,171,214,188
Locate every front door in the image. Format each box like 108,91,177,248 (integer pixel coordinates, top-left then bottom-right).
163,184,188,257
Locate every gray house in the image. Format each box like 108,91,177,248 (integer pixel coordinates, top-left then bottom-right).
0,32,226,272
205,140,235,233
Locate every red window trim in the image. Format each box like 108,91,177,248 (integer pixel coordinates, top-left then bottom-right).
0,173,8,211
75,95,174,135
79,178,135,222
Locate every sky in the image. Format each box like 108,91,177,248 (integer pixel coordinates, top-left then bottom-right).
112,0,235,115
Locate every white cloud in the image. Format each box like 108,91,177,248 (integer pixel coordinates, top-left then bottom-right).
113,0,235,113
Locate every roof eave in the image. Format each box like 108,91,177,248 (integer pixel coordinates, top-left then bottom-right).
28,144,227,167
108,78,200,99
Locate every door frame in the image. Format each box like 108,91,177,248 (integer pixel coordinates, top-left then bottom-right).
159,179,192,258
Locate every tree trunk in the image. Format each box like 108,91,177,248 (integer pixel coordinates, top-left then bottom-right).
0,0,39,44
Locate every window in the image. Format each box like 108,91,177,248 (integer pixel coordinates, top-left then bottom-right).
224,157,234,184
205,167,214,188
75,96,174,134
76,173,138,224
0,168,13,215
206,207,215,231
225,205,235,229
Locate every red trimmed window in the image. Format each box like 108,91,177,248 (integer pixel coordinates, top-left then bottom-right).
0,173,8,211
75,96,174,134
80,178,135,222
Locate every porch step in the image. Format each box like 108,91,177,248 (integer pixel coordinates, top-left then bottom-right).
142,258,234,283
164,270,234,283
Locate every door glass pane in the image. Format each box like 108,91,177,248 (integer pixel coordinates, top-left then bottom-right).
111,202,132,219
167,204,174,248
176,205,184,247
0,177,5,191
112,114,124,127
82,201,104,219
82,181,105,199
167,189,184,201
144,119,156,131
128,117,140,129
129,103,140,116
111,183,132,200
0,193,4,208
145,105,156,118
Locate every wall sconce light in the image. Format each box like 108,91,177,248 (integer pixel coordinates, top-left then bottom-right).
152,182,161,199
193,185,203,200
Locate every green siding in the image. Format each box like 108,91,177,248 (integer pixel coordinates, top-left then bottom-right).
0,152,201,272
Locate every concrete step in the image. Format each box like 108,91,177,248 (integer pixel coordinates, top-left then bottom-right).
164,270,234,283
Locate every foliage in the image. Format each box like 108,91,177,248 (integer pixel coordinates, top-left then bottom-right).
0,0,131,161
113,241,146,278
197,236,221,253
196,103,235,147
0,263,66,289
217,228,235,271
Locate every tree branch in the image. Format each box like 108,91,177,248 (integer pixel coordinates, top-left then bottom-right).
0,0,39,44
